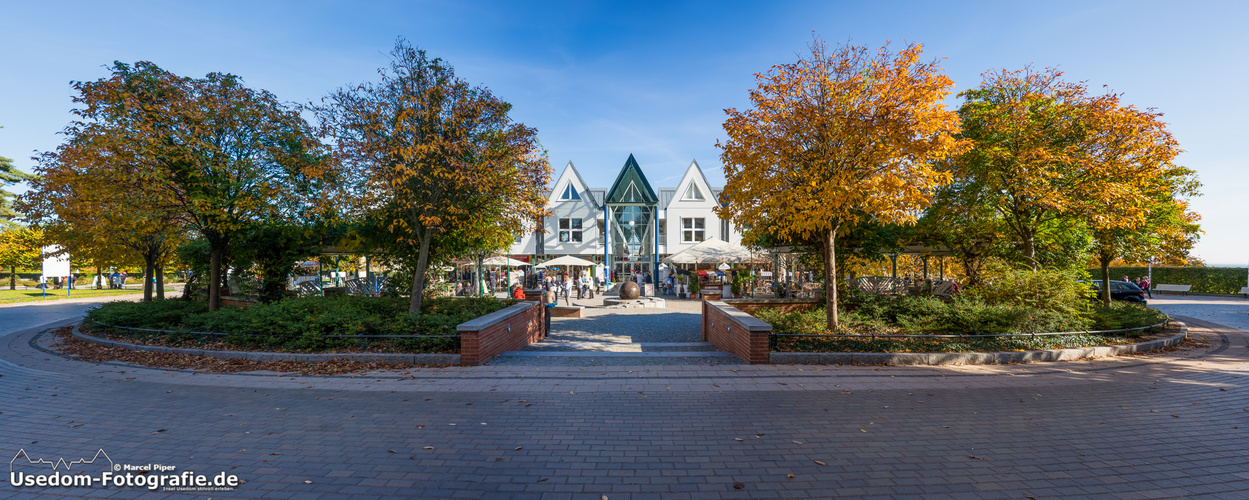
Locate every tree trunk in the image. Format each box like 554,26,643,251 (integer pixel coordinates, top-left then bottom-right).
408,230,433,315
143,259,155,302
824,224,840,330
8,266,14,290
96,266,103,289
208,247,222,311
156,264,165,300
1099,254,1112,307
1021,233,1039,271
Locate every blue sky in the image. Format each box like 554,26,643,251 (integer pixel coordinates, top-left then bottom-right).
1,1,1245,265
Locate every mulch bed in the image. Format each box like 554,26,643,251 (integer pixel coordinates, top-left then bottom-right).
51,326,445,376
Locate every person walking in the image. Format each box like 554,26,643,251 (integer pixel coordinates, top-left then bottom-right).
561,277,573,305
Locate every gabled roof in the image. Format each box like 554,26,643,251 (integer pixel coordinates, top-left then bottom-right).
665,159,717,210
605,154,659,205
548,161,600,209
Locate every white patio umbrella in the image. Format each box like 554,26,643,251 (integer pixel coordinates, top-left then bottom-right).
535,255,596,268
482,256,530,267
663,238,766,264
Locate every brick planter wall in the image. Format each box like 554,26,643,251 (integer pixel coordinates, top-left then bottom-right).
702,300,772,364
721,298,821,316
457,301,544,366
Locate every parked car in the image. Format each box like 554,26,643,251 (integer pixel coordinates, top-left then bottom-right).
1081,280,1148,303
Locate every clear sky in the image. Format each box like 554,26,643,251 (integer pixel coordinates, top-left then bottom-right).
1,1,1245,265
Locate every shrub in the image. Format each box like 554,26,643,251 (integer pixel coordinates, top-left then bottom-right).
1089,302,1169,332
965,263,1094,316
84,296,512,353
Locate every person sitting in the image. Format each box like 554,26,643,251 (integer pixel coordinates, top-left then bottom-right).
511,284,526,300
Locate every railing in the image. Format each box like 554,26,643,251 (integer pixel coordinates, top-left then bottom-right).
87,320,461,351
768,319,1170,351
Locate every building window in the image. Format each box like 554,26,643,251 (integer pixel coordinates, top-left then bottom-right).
559,184,581,200
720,219,729,241
682,218,705,242
682,183,705,201
657,219,666,246
559,218,583,243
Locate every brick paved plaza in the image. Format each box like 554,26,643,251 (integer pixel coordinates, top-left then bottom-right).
2,296,1248,499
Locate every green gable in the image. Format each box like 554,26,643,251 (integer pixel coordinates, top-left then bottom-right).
605,154,658,205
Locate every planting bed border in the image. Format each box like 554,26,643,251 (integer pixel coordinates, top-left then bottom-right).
71,324,460,366
770,321,1188,365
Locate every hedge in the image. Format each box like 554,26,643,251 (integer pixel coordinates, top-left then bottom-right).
1086,266,1248,294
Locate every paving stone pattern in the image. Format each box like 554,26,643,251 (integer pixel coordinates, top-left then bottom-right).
0,298,1248,498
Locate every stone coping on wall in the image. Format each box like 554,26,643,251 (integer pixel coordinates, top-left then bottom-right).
71,325,460,366
722,298,821,306
457,301,539,331
770,322,1189,365
706,300,773,332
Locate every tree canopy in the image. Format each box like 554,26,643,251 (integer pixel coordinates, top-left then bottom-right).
41,61,336,309
718,38,965,329
0,153,38,227
318,39,551,315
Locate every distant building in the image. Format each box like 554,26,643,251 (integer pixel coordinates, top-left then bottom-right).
509,154,742,282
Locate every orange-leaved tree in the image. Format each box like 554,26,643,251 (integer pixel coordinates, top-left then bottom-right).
1075,100,1200,305
318,39,551,315
718,38,966,329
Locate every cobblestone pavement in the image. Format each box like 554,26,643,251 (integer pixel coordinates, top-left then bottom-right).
2,300,1249,498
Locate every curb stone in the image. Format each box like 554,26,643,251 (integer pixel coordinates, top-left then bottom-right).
770,322,1188,365
70,324,459,366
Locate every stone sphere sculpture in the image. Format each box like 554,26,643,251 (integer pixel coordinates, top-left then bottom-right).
619,281,641,300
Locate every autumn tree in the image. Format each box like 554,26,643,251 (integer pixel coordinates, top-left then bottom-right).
0,225,42,289
943,67,1124,271
718,38,965,329
1073,101,1201,305
56,62,334,310
20,128,187,302
318,39,551,315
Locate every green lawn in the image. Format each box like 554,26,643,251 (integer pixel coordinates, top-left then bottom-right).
0,287,177,304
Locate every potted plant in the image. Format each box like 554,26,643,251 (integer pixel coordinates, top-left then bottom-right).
677,275,687,299
688,276,700,299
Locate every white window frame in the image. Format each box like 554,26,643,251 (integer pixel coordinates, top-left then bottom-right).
682,183,705,201
682,217,705,242
558,217,583,243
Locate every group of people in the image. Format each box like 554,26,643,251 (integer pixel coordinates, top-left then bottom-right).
1123,275,1153,298
529,274,595,305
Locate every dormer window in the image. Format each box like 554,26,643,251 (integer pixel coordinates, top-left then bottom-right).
682,183,704,201
559,184,582,200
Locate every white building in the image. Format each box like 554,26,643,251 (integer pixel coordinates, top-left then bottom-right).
508,154,743,282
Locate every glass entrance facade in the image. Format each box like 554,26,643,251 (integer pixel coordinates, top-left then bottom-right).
611,205,653,280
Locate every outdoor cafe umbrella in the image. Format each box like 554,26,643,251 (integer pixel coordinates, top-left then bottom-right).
534,255,596,268
482,256,529,267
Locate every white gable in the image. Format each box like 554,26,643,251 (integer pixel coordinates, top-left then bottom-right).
548,162,598,208
667,160,716,209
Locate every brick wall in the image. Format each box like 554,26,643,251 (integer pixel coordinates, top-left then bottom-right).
721,298,820,316
457,301,544,366
702,300,772,364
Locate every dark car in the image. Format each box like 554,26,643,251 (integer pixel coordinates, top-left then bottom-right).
1082,280,1148,303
